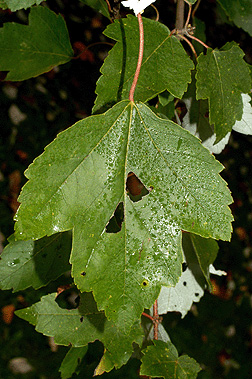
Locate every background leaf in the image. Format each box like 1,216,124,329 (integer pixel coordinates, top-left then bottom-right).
217,0,252,36
0,0,44,11
186,0,198,4
196,43,251,142
140,340,201,378
0,0,7,9
0,232,71,292
232,93,252,135
80,0,110,19
16,292,143,374
93,15,194,113
183,233,219,289
157,233,219,317
59,346,88,379
182,78,231,155
157,267,205,319
0,6,73,81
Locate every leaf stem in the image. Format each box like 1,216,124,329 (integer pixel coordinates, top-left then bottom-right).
185,32,210,49
142,312,154,321
129,13,144,102
153,299,159,340
178,34,197,58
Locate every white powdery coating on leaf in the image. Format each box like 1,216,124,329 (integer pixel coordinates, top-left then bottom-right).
121,0,156,15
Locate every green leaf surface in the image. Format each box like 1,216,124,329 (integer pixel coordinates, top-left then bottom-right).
217,0,252,36
14,100,233,331
0,232,71,292
140,340,201,378
196,44,251,142
93,15,194,113
0,6,73,81
0,1,7,9
80,0,110,19
1,0,44,11
59,346,88,379
16,292,143,373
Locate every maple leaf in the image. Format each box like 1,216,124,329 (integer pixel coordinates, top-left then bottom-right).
14,100,233,331
0,6,73,81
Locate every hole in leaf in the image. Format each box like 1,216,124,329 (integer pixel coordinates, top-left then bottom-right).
0,71,8,81
183,281,187,286
195,293,199,297
81,271,86,276
55,289,79,310
182,262,187,272
106,202,124,233
80,316,84,323
126,172,149,202
141,279,149,288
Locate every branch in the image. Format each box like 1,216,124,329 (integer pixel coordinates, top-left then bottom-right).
175,0,185,30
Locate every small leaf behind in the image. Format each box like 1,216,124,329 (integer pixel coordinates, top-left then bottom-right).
0,6,73,81
16,292,143,373
140,340,201,378
2,0,44,11
217,0,252,36
59,346,88,379
93,15,194,113
196,43,251,142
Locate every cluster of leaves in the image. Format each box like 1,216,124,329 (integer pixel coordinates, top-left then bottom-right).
0,0,252,378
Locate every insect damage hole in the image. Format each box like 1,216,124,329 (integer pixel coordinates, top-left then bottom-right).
126,172,149,202
106,202,124,233
141,279,149,288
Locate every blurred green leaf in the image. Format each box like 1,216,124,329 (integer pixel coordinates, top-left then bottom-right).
80,0,110,19
0,0,7,9
0,0,44,11
59,346,88,379
93,15,194,113
0,6,73,81
140,340,201,378
186,0,198,4
184,233,219,289
217,0,252,36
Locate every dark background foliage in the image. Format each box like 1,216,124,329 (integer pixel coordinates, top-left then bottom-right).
0,0,251,378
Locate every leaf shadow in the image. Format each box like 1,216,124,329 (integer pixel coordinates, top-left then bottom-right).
78,292,106,333
32,231,72,288
182,232,207,292
117,17,127,103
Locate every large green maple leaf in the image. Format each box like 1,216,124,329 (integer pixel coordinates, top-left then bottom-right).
0,6,73,81
93,15,194,113
14,101,233,332
196,43,251,142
